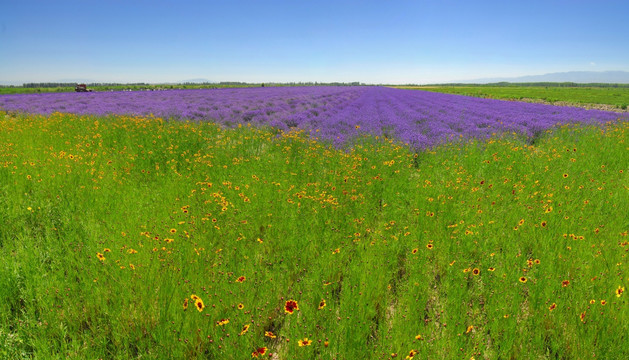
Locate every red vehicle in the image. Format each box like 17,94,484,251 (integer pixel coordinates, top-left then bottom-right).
75,84,92,92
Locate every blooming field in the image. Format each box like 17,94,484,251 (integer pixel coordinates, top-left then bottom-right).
0,87,626,148
0,91,628,359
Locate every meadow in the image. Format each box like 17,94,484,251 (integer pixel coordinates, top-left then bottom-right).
397,86,629,110
0,88,628,359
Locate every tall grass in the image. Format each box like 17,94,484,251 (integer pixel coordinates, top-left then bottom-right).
0,111,627,359
399,86,629,109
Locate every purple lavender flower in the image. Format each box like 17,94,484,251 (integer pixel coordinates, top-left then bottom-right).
1,87,625,149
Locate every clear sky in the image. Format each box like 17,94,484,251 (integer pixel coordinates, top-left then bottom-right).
1,0,628,85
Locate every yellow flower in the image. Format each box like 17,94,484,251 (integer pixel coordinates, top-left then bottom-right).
239,324,250,336
195,298,205,312
298,338,312,347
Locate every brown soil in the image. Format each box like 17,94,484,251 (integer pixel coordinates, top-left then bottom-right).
513,98,628,113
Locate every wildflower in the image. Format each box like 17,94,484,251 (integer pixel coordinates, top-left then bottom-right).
616,286,625,297
183,298,189,311
170,228,177,233
534,259,540,264
285,300,299,314
264,331,276,338
562,280,570,287
472,268,480,276
589,299,596,304
426,243,433,250
191,294,200,301
103,248,111,252
239,324,250,335
238,303,244,310
298,338,312,346
549,303,557,311
415,334,422,340
541,221,547,228
406,349,418,359
318,299,326,310
601,300,607,306
488,267,495,272
195,298,205,312
465,325,474,334
411,248,418,254
236,276,246,283
96,252,105,261
332,248,340,254
518,219,525,226
519,277,527,283
217,318,229,326
580,311,586,323
563,173,569,178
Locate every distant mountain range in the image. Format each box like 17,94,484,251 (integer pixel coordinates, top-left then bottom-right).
457,71,629,84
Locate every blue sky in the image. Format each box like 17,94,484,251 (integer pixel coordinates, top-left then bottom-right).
1,0,628,84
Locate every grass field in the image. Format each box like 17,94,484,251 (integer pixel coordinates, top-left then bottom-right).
0,110,627,359
397,86,629,109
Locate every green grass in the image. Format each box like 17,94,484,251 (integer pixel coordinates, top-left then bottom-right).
0,111,628,359
397,86,629,109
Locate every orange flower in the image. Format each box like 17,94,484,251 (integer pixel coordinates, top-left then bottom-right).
549,303,557,311
562,280,570,287
264,331,277,338
236,276,246,283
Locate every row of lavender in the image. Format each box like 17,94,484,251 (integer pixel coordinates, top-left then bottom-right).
1,87,626,148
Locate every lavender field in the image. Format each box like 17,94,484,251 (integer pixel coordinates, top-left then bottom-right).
1,87,626,148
